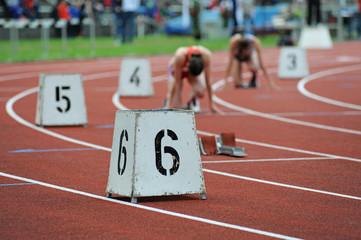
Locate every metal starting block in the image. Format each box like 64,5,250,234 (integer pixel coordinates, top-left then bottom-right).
199,133,247,157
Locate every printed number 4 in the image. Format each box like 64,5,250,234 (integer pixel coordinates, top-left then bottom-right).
55,86,71,113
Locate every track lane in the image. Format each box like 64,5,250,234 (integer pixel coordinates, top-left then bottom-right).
2,41,360,240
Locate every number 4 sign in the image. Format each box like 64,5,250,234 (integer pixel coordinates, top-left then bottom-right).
35,74,88,126
106,109,206,203
118,58,154,97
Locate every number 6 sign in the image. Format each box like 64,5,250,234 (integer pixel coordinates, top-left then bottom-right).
106,109,206,203
35,74,88,126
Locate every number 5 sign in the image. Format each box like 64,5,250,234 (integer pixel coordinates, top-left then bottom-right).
106,109,206,203
35,74,88,126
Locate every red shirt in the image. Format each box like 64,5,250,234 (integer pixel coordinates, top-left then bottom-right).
58,2,70,20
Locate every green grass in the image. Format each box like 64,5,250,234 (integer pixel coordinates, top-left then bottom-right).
0,34,279,63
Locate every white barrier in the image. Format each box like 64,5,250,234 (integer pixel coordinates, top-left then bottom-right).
118,58,154,97
278,47,309,79
106,109,206,203
298,25,333,49
35,74,87,126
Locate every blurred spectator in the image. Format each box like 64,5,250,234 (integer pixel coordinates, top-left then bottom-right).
307,0,321,26
21,0,42,20
357,0,361,39
207,0,217,9
102,0,110,7
242,0,254,29
219,0,232,28
68,0,87,37
6,0,23,19
0,0,12,19
57,0,70,20
145,0,157,18
144,0,162,33
231,0,239,34
189,0,201,40
93,0,105,21
112,0,140,45
159,1,171,20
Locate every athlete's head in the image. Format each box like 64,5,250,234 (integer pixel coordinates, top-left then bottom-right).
188,54,204,76
237,36,251,55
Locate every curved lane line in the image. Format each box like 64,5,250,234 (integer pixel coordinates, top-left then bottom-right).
7,88,361,205
203,169,361,201
4,77,301,239
196,130,361,162
5,87,111,152
211,68,361,135
3,80,355,240
297,64,361,110
6,97,301,239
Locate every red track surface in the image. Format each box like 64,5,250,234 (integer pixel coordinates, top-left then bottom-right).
1,41,361,239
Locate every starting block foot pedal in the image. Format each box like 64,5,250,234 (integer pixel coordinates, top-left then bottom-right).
199,133,247,157
217,145,246,157
199,136,218,155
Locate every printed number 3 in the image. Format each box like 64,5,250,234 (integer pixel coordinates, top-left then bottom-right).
55,86,71,113
287,53,297,70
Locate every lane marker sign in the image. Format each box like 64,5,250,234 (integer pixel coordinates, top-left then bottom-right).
298,25,333,49
35,74,87,126
118,58,154,97
278,47,309,79
106,109,206,203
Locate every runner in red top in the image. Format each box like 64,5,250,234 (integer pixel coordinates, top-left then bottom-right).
164,46,222,114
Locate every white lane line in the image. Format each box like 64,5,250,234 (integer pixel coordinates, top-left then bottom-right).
0,172,302,240
211,77,361,135
4,64,361,238
197,130,361,163
5,87,111,152
6,88,359,239
202,157,335,164
297,64,361,111
203,169,361,201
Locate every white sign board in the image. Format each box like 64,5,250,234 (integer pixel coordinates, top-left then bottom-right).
118,58,154,97
298,25,333,49
35,74,87,126
278,47,309,79
106,109,206,203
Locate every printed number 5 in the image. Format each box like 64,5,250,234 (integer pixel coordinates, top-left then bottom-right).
55,86,71,113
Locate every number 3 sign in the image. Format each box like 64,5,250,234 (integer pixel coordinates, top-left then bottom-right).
106,109,206,203
35,74,88,126
278,47,309,79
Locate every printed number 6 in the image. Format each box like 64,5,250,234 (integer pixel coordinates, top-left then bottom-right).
155,129,180,176
117,130,128,175
55,86,71,113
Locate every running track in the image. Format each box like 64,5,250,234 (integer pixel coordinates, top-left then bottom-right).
1,41,361,239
